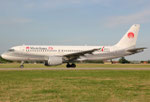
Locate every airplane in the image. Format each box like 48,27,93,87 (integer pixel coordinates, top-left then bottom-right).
1,24,146,68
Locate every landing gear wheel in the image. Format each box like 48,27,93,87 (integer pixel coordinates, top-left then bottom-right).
66,63,71,68
20,65,24,68
66,63,76,68
71,63,76,68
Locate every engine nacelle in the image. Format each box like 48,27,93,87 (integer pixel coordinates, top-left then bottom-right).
45,56,63,66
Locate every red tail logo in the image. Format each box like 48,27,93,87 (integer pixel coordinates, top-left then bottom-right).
128,32,134,39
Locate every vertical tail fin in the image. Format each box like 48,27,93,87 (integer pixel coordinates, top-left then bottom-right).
115,24,140,49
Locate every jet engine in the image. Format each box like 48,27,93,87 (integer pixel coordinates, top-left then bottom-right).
45,56,63,66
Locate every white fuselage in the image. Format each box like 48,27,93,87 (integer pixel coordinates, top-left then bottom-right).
1,45,131,62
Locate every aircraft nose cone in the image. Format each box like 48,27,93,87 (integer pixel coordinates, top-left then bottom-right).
1,53,7,59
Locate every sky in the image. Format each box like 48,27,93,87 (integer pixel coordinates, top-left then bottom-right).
0,0,150,60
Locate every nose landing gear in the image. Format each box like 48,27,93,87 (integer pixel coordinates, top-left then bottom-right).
20,61,24,68
66,63,76,68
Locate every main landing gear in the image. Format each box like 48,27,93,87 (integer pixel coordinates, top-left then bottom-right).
111,60,113,64
20,61,24,68
66,63,76,68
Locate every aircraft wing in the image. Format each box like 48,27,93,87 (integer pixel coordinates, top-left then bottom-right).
63,48,100,61
127,47,147,53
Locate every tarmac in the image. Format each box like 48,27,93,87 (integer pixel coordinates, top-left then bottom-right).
0,68,150,70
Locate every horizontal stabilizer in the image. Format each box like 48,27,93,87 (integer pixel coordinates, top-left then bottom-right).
127,47,147,53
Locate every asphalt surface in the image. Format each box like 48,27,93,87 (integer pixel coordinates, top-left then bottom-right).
0,68,150,70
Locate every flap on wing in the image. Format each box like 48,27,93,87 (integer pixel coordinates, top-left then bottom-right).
63,48,100,61
127,47,147,53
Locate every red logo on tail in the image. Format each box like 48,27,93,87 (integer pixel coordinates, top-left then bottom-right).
128,32,134,39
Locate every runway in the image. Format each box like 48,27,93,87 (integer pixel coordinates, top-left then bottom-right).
0,67,150,70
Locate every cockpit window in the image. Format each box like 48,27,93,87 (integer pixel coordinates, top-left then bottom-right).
8,49,15,52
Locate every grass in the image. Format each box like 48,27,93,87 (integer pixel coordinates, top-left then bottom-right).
0,63,150,68
0,70,150,102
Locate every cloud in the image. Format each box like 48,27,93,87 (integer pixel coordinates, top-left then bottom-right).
0,18,32,25
105,9,150,27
